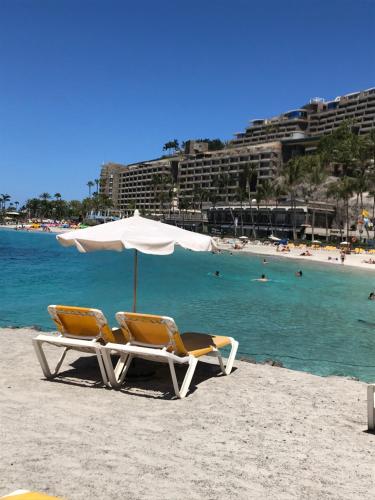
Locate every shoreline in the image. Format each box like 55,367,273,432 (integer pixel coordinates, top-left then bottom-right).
2,326,370,384
216,240,375,271
0,224,68,234
0,327,373,499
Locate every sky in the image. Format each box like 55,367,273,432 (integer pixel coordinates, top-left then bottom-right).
0,0,374,205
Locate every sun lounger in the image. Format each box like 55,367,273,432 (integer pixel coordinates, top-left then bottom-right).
367,385,375,430
101,312,239,398
32,305,126,387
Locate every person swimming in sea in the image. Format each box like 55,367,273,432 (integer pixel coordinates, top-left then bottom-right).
368,292,375,300
263,258,269,264
214,271,220,277
255,274,269,282
295,270,303,277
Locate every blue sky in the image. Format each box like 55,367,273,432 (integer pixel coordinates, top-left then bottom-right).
0,0,374,205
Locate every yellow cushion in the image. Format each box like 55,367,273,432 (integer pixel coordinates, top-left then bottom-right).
2,493,62,499
51,305,127,344
123,313,187,354
181,332,231,357
120,313,230,357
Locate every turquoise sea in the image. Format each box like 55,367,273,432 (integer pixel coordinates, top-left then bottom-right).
1,228,375,381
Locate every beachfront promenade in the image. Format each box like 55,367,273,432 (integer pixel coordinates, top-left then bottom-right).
0,328,374,500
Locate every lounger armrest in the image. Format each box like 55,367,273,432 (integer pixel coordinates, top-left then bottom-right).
103,343,190,363
33,334,100,349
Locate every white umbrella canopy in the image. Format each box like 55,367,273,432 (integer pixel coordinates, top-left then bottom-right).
56,210,217,310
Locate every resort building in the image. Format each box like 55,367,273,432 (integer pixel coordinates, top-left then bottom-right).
99,86,375,235
178,141,282,206
231,87,375,147
100,157,179,213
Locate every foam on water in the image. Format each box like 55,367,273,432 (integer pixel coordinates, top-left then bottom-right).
1,228,375,381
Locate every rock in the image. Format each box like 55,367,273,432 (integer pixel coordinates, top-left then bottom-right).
262,358,284,368
239,357,257,364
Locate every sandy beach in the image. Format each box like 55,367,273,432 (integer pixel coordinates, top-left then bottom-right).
216,240,375,272
0,328,374,499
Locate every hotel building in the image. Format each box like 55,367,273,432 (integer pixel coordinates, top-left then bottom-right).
99,87,375,222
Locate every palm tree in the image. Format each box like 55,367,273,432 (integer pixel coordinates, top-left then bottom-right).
257,179,274,235
303,155,327,242
235,185,247,236
218,172,230,204
327,177,356,242
54,193,62,201
242,164,258,238
94,179,99,194
163,140,179,156
39,192,51,220
281,157,306,240
1,194,10,211
39,192,51,201
87,181,95,197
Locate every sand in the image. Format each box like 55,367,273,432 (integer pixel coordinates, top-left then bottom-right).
0,328,374,499
216,240,375,271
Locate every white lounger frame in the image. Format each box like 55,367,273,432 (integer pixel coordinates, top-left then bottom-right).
367,385,375,430
33,334,110,386
32,306,114,387
101,313,239,398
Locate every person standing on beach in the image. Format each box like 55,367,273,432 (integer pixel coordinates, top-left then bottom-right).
340,251,345,264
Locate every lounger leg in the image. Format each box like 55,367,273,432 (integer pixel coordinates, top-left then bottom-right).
212,339,239,376
367,385,375,431
32,339,53,378
114,355,128,379
95,350,110,387
32,340,70,378
54,347,69,374
214,349,226,374
223,339,239,375
168,356,198,399
101,348,133,388
118,355,133,385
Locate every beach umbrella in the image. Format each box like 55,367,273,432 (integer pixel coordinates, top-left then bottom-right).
269,235,281,242
56,210,216,311
312,240,322,244
340,241,350,245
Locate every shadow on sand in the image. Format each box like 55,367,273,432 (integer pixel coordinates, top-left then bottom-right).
40,354,236,399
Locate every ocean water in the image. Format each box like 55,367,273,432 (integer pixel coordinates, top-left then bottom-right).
1,228,375,381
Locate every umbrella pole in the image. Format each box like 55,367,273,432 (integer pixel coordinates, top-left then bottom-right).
133,249,138,312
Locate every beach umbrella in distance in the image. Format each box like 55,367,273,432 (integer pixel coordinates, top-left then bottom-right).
269,235,281,242
56,210,216,311
340,241,350,245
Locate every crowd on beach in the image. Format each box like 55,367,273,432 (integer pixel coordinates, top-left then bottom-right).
1,220,86,234
213,236,375,271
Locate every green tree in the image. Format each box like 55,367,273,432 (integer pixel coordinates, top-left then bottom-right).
280,157,306,240
303,155,327,242
163,140,179,155
25,198,41,218
39,192,51,220
1,193,11,211
256,179,275,235
327,176,356,242
87,181,95,197
318,120,359,176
